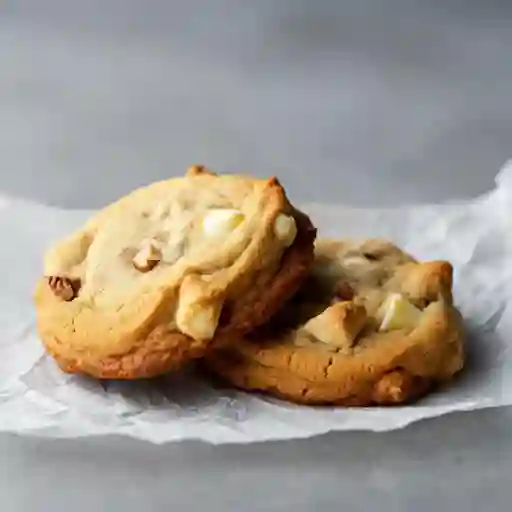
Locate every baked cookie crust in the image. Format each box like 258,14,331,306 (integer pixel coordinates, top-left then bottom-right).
204,239,464,406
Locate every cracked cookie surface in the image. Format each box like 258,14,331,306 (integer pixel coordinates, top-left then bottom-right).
34,166,316,379
203,239,464,406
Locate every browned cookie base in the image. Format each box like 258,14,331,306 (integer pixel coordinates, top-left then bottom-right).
205,364,435,406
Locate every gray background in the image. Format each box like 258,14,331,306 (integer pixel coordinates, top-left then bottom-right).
0,1,511,510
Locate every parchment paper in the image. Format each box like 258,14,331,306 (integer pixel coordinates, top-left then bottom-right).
0,164,510,445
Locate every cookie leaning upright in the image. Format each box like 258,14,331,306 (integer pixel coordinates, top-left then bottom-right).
34,166,316,379
204,239,465,406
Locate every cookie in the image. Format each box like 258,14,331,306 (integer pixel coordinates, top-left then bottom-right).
34,165,316,379
203,239,464,406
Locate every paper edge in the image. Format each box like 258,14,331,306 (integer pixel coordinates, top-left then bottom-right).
0,397,506,445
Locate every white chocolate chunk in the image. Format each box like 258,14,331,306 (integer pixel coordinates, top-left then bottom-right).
302,302,366,349
377,293,422,332
176,302,223,341
274,214,297,247
202,209,245,237
132,240,162,272
175,275,223,340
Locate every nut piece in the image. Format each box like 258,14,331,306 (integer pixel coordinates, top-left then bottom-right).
186,165,216,177
175,275,223,341
332,280,355,302
274,214,297,247
377,293,422,332
202,209,245,238
132,241,162,273
302,302,367,350
47,276,81,301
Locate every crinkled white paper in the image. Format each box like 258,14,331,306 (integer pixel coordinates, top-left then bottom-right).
0,163,511,445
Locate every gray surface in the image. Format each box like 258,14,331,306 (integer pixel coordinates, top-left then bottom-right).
0,1,511,510
2,0,511,208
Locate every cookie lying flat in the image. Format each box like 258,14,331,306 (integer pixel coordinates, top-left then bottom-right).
34,166,316,379
204,239,464,406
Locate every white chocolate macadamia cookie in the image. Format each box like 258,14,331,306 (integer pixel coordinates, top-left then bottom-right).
34,166,316,379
